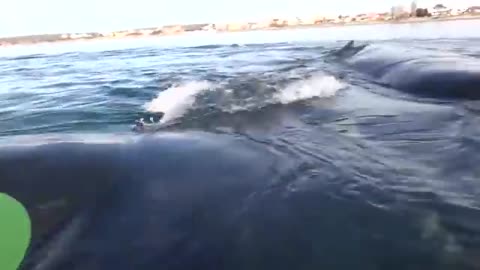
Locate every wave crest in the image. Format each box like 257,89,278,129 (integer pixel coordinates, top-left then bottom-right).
144,81,212,123
274,74,343,104
143,74,343,125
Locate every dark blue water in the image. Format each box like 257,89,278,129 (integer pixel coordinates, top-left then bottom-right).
1,20,480,270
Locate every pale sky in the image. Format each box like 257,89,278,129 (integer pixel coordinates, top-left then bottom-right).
0,0,477,37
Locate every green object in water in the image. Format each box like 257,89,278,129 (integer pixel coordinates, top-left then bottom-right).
0,193,31,270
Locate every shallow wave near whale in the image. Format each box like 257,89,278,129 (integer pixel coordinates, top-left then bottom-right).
1,27,480,270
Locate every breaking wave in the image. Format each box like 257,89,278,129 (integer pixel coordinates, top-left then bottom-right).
274,75,342,104
144,81,213,123
143,74,343,124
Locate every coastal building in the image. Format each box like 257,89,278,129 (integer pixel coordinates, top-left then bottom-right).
391,5,410,19
100,31,112,38
247,22,259,30
314,15,336,24
337,15,353,23
378,12,392,20
202,24,215,31
69,33,91,39
121,29,143,37
298,16,316,25
354,14,369,21
111,31,129,38
450,8,463,16
138,29,154,35
213,23,248,31
285,17,302,26
150,28,163,35
256,20,272,29
182,24,209,32
227,23,249,31
162,25,183,35
353,13,382,21
214,23,228,31
269,18,287,27
466,6,480,14
325,16,337,23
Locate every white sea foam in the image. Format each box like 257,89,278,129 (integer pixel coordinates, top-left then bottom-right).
274,74,343,104
144,81,212,123
143,75,343,124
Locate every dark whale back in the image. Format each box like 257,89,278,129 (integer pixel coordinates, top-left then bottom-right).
339,42,480,100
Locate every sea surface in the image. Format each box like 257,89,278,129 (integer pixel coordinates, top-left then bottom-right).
1,20,480,270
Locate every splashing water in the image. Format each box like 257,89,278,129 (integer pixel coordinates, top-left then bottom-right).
274,74,344,104
144,81,212,123
143,74,343,125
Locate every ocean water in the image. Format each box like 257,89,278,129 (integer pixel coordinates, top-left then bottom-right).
1,19,480,270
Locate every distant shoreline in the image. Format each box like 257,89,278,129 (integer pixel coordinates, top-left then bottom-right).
1,15,480,47
267,15,480,31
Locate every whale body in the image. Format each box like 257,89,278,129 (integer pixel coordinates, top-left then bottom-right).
338,41,480,99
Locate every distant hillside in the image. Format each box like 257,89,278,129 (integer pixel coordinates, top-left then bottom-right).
0,34,64,44
0,23,209,45
0,33,105,45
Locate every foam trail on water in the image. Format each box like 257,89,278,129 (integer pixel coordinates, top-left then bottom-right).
144,81,212,123
143,75,342,125
274,74,343,104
